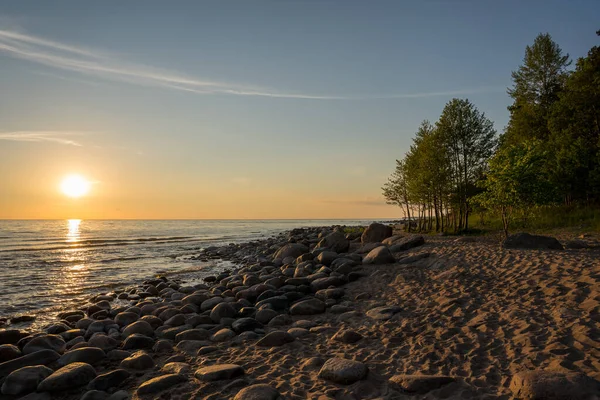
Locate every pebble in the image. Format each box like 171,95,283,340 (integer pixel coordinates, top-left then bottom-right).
137,374,187,395
194,364,245,381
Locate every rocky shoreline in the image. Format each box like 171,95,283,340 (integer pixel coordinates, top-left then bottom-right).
0,223,599,399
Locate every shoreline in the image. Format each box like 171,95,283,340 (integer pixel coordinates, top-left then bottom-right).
0,223,599,399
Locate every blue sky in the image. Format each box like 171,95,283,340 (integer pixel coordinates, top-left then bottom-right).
0,1,598,219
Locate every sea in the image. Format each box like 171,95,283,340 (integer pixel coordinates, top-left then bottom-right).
0,219,376,329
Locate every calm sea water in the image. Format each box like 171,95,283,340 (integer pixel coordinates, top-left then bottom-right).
0,219,373,328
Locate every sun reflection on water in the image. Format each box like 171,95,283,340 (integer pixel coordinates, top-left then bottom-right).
67,219,81,243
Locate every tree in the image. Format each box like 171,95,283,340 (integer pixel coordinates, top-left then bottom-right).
503,33,571,145
382,159,412,231
476,140,552,237
548,30,600,204
437,98,497,231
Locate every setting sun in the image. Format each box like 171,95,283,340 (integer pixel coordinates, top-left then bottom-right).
60,175,91,198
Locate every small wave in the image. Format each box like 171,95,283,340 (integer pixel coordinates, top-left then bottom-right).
0,237,206,253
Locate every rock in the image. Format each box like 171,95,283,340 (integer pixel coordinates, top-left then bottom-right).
153,340,174,353
316,288,345,300
37,362,96,392
234,384,281,400
389,235,426,252
565,239,588,249
232,318,263,333
331,329,363,344
87,369,131,391
211,328,236,342
122,334,154,350
14,392,52,400
509,370,598,399
0,350,60,380
318,358,368,384
1,365,53,395
502,233,563,250
106,390,129,400
195,364,244,381
267,314,292,327
60,329,84,342
290,298,326,315
22,335,66,355
88,334,119,351
0,329,25,345
81,390,109,400
58,347,105,366
174,329,210,342
316,232,350,253
197,346,218,355
0,344,21,362
274,243,309,260
363,246,395,264
161,362,191,375
361,223,393,244
315,251,338,266
200,297,224,312
137,374,187,395
287,328,309,338
114,312,139,327
256,331,295,347
164,314,186,327
210,303,237,323
310,276,346,292
255,309,278,324
106,350,131,361
382,235,404,246
389,375,456,394
119,351,154,370
122,321,154,338
366,306,401,321
175,340,211,356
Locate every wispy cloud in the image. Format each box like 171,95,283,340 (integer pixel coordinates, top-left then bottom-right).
0,27,504,100
0,131,84,146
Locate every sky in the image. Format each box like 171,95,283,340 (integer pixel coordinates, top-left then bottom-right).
0,1,598,219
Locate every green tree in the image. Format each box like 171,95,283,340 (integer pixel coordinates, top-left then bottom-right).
476,140,551,237
382,159,412,231
548,30,600,204
503,33,571,145
437,98,497,231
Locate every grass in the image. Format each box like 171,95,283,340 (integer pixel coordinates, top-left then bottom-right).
471,205,600,235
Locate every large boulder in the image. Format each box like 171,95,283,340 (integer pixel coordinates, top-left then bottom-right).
389,375,456,394
234,384,281,400
316,232,350,253
194,364,244,381
1,365,53,395
274,243,309,260
256,331,295,347
290,298,326,315
509,370,598,399
0,350,60,380
389,235,425,252
361,223,393,244
137,374,187,395
0,344,21,362
318,358,368,384
37,362,96,392
22,335,66,355
87,369,131,391
58,347,106,366
363,246,395,265
502,233,564,250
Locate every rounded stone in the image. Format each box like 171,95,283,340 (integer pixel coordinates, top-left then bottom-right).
318,358,368,384
37,362,97,392
194,364,244,381
1,365,53,395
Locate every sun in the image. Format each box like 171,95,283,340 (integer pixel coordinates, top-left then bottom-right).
60,175,91,198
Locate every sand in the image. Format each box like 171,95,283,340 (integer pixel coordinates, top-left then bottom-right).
123,235,599,399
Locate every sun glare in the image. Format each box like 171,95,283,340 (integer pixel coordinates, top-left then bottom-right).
60,175,91,198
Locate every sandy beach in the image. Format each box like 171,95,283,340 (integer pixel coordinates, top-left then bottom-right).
0,225,599,399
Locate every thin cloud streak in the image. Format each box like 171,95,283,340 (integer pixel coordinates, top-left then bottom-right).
0,27,504,100
0,131,84,146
